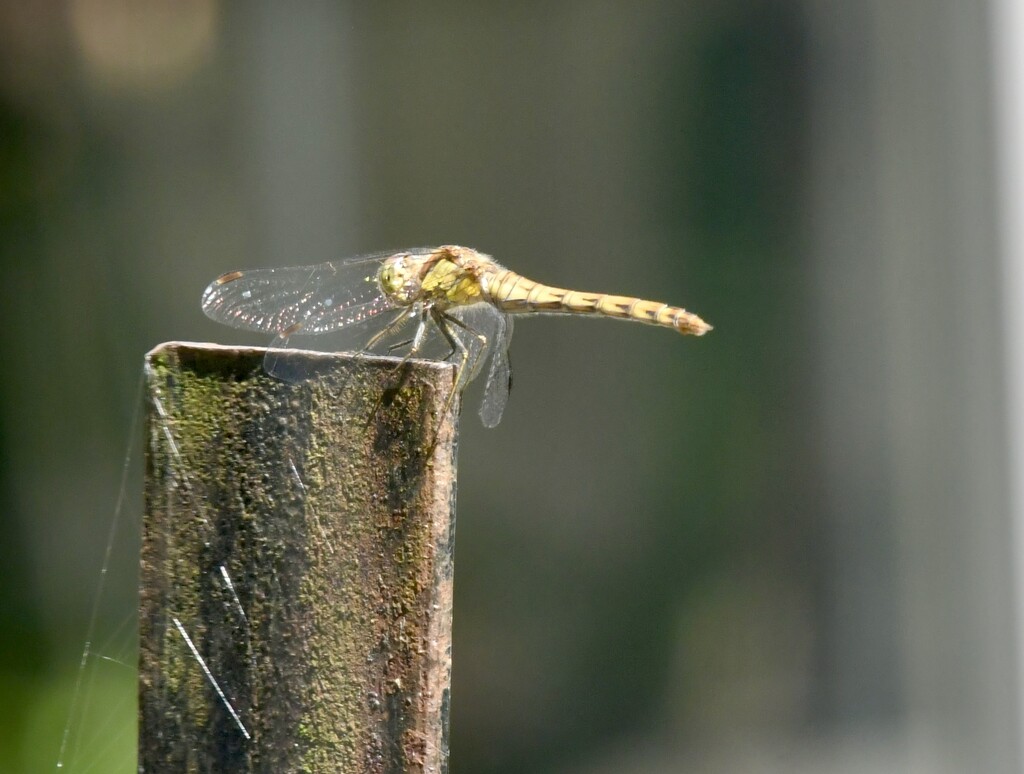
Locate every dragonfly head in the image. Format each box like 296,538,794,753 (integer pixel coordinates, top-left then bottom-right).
378,254,421,305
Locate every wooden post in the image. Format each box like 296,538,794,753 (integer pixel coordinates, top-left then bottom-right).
139,342,457,773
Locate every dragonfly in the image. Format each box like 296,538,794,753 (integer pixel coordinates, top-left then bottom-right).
201,245,712,428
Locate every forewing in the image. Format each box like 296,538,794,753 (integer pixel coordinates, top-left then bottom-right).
201,257,395,336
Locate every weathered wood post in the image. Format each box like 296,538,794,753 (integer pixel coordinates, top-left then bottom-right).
139,342,457,773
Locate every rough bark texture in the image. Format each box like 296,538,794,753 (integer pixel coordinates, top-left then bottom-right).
139,342,457,774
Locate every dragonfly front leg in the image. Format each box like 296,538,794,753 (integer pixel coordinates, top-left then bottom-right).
362,308,430,428
363,306,434,380
382,310,434,378
364,307,418,353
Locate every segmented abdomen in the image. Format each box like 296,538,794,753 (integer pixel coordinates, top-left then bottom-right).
484,270,711,336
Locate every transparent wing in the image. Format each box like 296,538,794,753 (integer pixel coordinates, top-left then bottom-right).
201,251,434,383
450,303,514,428
201,255,397,337
480,315,513,428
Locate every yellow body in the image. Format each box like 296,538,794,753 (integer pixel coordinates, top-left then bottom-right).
378,245,712,336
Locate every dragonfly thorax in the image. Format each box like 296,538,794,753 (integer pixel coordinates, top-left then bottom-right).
378,248,488,310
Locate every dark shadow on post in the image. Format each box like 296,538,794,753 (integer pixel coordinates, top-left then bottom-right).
139,342,457,774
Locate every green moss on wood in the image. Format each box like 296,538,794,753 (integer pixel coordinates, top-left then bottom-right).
139,343,457,773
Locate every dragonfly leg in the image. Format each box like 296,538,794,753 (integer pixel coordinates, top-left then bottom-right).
317,307,416,428
363,307,417,353
362,307,425,378
430,309,487,423
436,310,488,388
363,309,433,428
383,311,432,374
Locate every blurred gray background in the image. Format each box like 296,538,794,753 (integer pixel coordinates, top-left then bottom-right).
0,1,1019,772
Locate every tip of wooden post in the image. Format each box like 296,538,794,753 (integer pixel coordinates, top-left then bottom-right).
147,340,456,376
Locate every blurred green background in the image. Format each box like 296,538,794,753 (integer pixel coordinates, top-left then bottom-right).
0,1,1017,773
